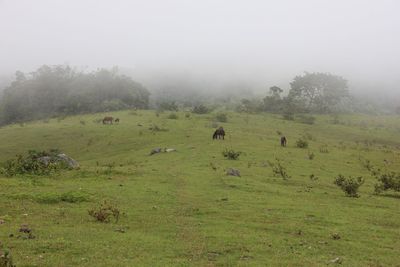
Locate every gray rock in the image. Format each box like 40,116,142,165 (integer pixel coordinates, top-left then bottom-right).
56,153,80,169
226,168,241,177
150,148,162,155
37,156,52,166
165,148,176,153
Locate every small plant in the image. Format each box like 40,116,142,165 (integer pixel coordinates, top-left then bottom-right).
319,145,329,153
88,201,120,223
269,158,290,180
185,113,191,118
308,151,315,160
167,113,178,119
374,172,400,194
296,139,308,149
79,120,86,125
334,174,364,197
309,174,319,181
215,113,228,123
0,246,15,267
276,130,282,136
222,149,241,160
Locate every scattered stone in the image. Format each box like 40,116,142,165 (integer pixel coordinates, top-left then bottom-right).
150,148,162,155
115,228,126,233
330,257,342,264
165,148,176,153
0,219,5,225
226,168,241,177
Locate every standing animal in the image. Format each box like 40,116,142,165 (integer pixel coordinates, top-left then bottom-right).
102,116,114,124
115,118,120,123
280,136,287,147
213,127,225,140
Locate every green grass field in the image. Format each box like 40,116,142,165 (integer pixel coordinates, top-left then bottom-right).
1,110,399,266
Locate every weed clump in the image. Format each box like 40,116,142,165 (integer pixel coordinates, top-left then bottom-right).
269,158,290,179
334,174,364,197
0,245,15,267
88,201,120,223
296,139,309,148
222,149,241,160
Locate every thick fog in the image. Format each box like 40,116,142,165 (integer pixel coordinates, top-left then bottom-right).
0,0,399,97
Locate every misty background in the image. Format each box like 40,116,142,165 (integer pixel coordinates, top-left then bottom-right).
0,0,399,112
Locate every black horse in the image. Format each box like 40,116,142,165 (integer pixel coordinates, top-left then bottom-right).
280,136,287,147
213,127,225,140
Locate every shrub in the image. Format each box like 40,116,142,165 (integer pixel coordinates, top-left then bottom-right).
309,174,319,181
192,104,209,114
297,114,316,125
185,113,191,118
167,113,178,119
334,174,364,197
88,201,120,223
374,172,400,194
308,151,315,160
282,112,294,121
0,246,14,267
319,145,329,153
296,139,309,148
222,149,241,160
269,158,290,179
215,113,228,123
1,149,69,176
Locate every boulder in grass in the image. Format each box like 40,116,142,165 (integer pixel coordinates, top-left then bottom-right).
150,148,162,155
56,154,80,169
226,168,241,177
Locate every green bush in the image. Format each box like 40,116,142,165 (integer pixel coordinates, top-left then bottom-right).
222,149,241,160
192,104,209,114
296,139,309,148
167,113,179,119
269,158,290,179
88,201,120,223
215,113,228,123
374,172,400,194
297,114,316,125
1,149,69,176
334,174,364,197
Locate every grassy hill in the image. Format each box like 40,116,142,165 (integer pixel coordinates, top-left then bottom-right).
1,110,399,266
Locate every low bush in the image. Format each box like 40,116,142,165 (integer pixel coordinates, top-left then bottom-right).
374,172,400,194
1,149,69,176
215,113,228,123
88,201,120,223
269,158,290,180
297,114,316,125
167,113,179,119
192,104,209,114
296,139,309,148
334,174,364,197
222,149,241,160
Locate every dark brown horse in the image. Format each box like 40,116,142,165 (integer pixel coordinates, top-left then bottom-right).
213,127,225,140
280,136,287,147
102,116,114,124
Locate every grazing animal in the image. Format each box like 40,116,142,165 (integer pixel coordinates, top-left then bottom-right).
281,136,287,147
102,116,114,124
213,127,225,140
115,118,120,123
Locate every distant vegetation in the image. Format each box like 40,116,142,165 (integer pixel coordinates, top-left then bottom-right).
0,65,150,125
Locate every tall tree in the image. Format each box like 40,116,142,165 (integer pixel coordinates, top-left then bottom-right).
288,72,349,112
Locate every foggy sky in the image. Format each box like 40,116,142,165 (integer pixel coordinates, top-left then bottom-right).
0,0,399,94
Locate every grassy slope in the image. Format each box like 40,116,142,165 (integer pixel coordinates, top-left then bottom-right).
0,110,399,266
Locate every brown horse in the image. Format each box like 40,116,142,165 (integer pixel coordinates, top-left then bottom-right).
102,116,114,124
213,127,225,140
280,136,287,147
